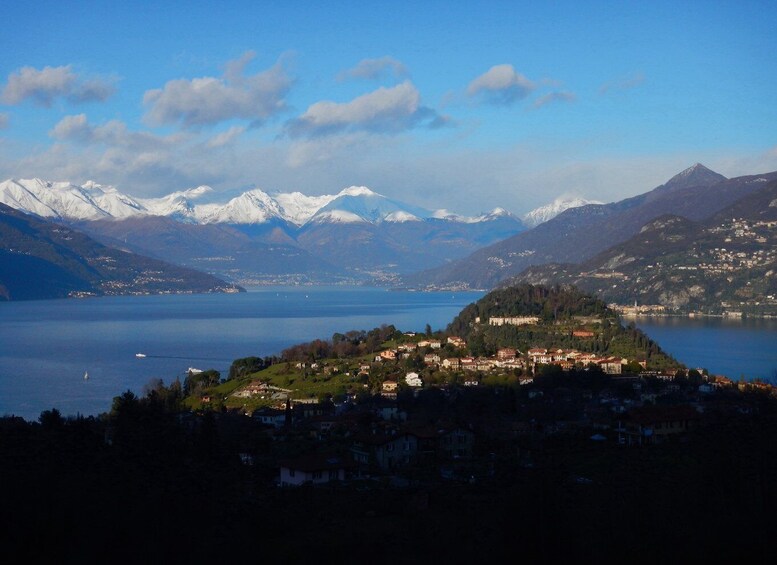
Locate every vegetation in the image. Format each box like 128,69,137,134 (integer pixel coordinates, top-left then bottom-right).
448,284,680,369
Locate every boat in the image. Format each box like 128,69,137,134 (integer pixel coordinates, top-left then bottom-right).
135,353,147,358
83,371,89,381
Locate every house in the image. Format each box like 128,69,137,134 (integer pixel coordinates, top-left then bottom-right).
428,340,442,349
442,358,461,370
380,350,397,360
497,348,517,361
253,407,289,428
616,405,700,446
279,453,355,486
373,397,407,421
447,336,466,348
405,372,423,387
292,401,334,422
407,425,476,463
351,432,418,470
489,316,540,326
599,357,624,375
381,379,398,399
424,353,441,365
572,330,595,338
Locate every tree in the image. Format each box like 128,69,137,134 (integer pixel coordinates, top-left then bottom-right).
229,357,264,380
38,408,64,429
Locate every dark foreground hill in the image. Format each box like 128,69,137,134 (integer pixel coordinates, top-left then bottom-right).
0,203,243,300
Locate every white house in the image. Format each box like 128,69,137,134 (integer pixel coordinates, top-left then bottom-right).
279,453,354,486
405,372,423,387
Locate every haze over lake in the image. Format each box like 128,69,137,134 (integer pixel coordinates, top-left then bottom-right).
2,287,775,422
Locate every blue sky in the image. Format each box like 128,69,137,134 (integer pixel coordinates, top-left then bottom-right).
1,0,776,214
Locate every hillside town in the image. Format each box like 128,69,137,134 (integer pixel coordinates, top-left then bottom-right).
217,317,776,487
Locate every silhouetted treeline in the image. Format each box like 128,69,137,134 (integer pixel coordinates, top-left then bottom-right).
2,386,777,563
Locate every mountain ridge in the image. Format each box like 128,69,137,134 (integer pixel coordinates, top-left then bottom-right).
404,165,777,290
0,203,244,301
0,178,523,228
510,180,777,315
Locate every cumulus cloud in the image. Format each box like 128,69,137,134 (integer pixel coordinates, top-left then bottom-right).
336,56,409,82
285,81,443,137
467,64,536,105
533,91,577,109
50,114,186,151
599,72,645,94
143,51,292,128
0,113,8,129
1,65,115,106
206,126,246,148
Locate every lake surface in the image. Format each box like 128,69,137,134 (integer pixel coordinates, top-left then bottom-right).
1,288,775,421
633,316,777,381
0,287,484,420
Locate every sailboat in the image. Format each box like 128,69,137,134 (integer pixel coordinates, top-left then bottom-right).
83,371,89,381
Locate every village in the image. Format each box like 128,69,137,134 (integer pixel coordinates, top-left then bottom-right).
211,316,776,489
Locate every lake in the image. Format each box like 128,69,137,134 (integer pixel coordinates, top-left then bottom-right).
632,316,777,381
1,287,775,421
0,287,484,420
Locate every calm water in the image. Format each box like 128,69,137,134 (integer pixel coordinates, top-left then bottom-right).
633,316,777,381
0,287,484,420
1,288,775,421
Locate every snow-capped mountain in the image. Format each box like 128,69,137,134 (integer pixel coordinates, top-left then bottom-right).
137,185,213,221
273,192,337,225
1,177,522,228
521,196,602,228
0,177,530,284
194,189,286,225
308,186,431,224
0,178,145,221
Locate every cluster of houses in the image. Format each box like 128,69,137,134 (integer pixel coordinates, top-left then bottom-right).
238,357,777,488
251,397,476,486
372,335,646,395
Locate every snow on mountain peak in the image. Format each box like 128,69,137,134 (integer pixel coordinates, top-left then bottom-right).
310,209,367,224
274,191,337,225
521,195,602,228
384,211,420,222
338,186,379,198
0,176,520,229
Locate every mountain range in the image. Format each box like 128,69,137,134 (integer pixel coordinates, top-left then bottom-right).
511,179,777,315
405,164,777,290
0,179,539,282
3,162,775,307
0,203,242,300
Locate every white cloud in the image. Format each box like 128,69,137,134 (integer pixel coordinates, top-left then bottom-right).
206,126,246,148
467,64,536,105
533,91,577,109
143,51,292,128
50,114,186,151
1,65,115,106
0,113,8,129
286,81,443,137
337,56,409,82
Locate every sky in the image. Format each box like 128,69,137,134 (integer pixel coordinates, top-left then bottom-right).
1,0,776,215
